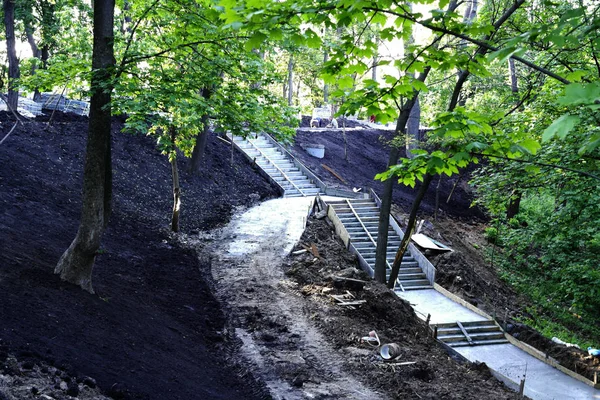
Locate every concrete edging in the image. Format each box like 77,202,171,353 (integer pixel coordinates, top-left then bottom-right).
433,284,494,321
434,283,600,389
262,133,366,199
227,133,286,197
503,332,600,389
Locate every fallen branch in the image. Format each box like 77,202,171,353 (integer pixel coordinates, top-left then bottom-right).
216,135,231,145
0,121,19,146
321,163,347,184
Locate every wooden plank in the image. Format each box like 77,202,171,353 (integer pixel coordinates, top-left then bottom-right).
434,283,495,321
321,163,347,184
412,233,452,252
456,321,473,344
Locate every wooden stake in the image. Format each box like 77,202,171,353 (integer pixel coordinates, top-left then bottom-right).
518,379,525,398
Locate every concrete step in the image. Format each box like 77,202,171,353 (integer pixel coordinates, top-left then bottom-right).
396,285,433,291
363,257,416,265
448,339,509,347
397,272,426,280
257,160,295,169
434,320,497,329
349,233,401,241
399,279,431,287
438,331,506,343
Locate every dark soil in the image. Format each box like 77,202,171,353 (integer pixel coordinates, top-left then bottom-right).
283,215,516,399
290,128,484,219
288,128,599,386
0,111,277,399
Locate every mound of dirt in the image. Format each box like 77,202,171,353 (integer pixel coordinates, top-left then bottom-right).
283,216,516,399
0,116,277,399
290,128,484,219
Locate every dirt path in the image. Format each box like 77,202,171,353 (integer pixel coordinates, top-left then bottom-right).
209,197,386,399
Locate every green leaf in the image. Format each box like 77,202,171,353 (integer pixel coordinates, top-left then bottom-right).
557,83,600,106
519,138,541,155
542,115,580,142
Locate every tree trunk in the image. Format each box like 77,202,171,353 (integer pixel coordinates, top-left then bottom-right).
287,54,294,106
4,0,19,111
170,128,181,232
25,24,43,101
506,190,521,219
387,174,433,289
54,0,115,293
373,69,430,283
189,88,212,174
509,58,518,93
406,96,421,159
323,50,329,104
374,147,399,283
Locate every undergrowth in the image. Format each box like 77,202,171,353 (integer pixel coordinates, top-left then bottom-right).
484,192,600,348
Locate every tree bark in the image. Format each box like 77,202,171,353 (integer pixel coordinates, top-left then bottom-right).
387,174,433,288
509,58,518,93
506,190,521,219
189,88,212,174
373,147,399,284
406,96,421,159
170,127,181,232
373,63,430,283
54,0,115,293
323,50,329,104
287,54,294,106
4,0,19,111
25,23,43,101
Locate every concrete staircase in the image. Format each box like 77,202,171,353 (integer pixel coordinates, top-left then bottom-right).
231,133,322,197
433,320,509,347
327,198,432,291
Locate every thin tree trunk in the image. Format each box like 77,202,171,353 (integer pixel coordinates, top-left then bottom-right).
373,73,430,283
190,88,212,174
372,54,377,82
374,147,400,284
54,0,115,293
170,127,181,232
287,54,294,106
25,24,42,100
323,50,329,104
506,190,521,219
387,174,433,289
406,96,421,159
4,0,19,111
509,58,518,93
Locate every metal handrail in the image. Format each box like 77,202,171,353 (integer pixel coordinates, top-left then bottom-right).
344,199,404,291
245,135,306,197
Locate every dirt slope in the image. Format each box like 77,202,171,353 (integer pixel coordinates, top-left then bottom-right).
282,215,516,399
290,128,484,219
0,112,276,399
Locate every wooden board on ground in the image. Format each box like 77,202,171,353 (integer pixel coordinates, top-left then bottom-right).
412,233,452,252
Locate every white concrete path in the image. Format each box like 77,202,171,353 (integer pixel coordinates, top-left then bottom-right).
398,289,487,324
458,344,600,400
397,289,598,399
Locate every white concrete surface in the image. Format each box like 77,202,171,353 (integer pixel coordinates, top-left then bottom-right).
457,344,600,400
226,197,315,258
397,289,487,324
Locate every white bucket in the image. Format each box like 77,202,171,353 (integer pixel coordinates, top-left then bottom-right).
305,144,325,159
